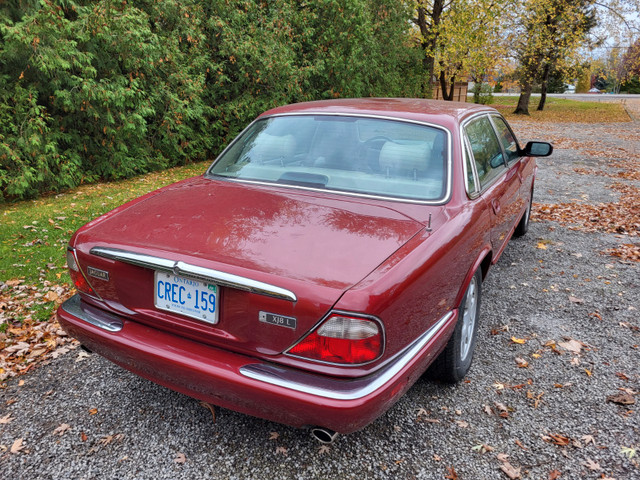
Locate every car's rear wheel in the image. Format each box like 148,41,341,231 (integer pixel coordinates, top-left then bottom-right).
513,187,533,237
430,269,482,383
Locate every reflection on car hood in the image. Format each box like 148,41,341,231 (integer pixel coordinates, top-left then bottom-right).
80,177,426,290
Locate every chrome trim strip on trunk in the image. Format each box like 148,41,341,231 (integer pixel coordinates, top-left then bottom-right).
89,247,297,302
239,311,454,400
61,294,124,332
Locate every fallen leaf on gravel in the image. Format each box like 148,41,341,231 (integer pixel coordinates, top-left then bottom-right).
455,420,469,428
98,434,123,446
318,445,330,454
422,418,441,424
88,408,98,415
557,339,582,354
80,432,88,442
511,337,526,344
76,350,90,362
582,458,602,471
496,453,509,462
471,444,494,453
606,393,635,405
0,413,12,424
494,402,510,417
618,387,638,395
527,390,545,408
545,433,570,446
174,452,186,464
616,372,630,382
269,432,280,440
584,368,592,377
445,466,459,480
568,296,584,304
199,401,216,423
52,423,71,436
500,461,521,479
621,446,636,459
515,439,528,450
548,470,561,480
515,357,529,368
581,434,595,445
536,242,549,250
275,446,288,456
10,437,24,454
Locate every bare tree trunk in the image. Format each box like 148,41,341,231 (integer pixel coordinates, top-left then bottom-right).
439,70,457,101
537,64,550,111
514,82,533,115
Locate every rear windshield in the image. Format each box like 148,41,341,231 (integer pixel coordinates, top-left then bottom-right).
207,115,449,202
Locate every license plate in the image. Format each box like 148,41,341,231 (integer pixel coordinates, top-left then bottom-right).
154,272,218,324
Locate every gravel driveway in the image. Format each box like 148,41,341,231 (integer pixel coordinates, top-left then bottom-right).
1,120,639,480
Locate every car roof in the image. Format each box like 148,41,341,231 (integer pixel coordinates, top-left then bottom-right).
260,98,497,130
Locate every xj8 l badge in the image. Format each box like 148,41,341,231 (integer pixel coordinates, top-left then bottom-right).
259,311,297,330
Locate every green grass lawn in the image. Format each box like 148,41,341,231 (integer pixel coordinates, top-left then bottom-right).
490,95,631,123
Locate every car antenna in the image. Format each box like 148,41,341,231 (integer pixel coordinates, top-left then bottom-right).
426,213,432,232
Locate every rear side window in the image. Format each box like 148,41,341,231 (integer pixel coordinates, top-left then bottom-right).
464,116,506,189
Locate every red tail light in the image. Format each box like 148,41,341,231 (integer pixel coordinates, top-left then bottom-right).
287,314,383,365
66,248,97,296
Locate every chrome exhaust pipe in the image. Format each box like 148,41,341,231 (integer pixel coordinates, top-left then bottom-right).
310,427,339,444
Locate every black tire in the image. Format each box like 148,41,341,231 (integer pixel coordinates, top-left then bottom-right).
513,187,533,238
430,269,482,383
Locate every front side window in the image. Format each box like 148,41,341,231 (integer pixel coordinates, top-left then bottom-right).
207,115,449,202
491,116,520,163
464,116,506,189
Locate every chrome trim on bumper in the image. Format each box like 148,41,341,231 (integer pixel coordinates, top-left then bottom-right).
61,294,124,332
89,247,297,302
240,311,454,400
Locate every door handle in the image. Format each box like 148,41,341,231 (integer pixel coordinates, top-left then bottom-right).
492,199,501,214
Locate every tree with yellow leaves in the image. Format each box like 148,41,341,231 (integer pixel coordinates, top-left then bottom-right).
412,0,507,100
513,0,597,114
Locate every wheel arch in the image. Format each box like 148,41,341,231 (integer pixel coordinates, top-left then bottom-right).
453,246,492,308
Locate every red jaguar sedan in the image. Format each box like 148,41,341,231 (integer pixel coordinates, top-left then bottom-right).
58,98,552,442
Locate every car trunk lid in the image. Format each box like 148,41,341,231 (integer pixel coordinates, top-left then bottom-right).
72,177,425,356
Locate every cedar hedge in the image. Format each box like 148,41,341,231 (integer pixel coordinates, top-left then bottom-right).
0,0,423,200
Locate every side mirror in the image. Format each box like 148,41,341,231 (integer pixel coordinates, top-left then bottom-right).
522,141,553,157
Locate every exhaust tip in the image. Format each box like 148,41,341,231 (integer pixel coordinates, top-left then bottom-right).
310,427,339,444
